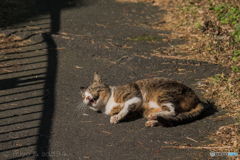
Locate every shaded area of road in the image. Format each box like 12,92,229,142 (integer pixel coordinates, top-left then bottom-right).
0,0,78,159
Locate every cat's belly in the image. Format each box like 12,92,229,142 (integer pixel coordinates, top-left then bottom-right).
148,101,160,108
141,101,162,118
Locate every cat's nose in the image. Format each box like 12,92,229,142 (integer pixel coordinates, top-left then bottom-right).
86,96,90,100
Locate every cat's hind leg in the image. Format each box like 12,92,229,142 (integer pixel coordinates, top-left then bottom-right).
143,102,161,127
148,103,176,120
110,97,141,124
145,120,159,127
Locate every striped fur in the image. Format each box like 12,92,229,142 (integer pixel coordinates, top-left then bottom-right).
80,72,204,127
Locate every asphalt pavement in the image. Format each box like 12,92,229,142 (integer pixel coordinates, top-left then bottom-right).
0,0,234,159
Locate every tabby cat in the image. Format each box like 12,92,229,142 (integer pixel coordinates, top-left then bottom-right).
80,72,204,127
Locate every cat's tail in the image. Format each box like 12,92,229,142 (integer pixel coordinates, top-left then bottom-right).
159,103,204,122
175,103,204,121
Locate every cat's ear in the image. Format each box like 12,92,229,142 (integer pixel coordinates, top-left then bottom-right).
80,87,86,94
93,72,101,83
109,85,115,90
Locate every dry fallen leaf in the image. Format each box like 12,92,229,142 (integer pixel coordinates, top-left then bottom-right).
84,156,90,158
162,39,168,42
62,36,71,39
198,153,203,156
76,66,84,69
101,131,112,134
178,69,185,72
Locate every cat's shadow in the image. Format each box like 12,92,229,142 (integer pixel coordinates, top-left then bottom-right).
121,112,143,123
118,102,218,127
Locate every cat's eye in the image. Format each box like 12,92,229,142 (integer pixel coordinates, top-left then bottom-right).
97,89,104,92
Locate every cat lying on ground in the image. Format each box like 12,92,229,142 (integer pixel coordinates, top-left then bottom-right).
80,72,204,127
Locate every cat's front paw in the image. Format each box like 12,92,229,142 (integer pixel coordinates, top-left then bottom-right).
147,114,157,120
110,115,119,124
145,120,159,127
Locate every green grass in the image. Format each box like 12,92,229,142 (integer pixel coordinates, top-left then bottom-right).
213,4,240,43
232,66,239,72
232,23,240,42
195,21,201,28
233,49,240,61
214,4,240,26
212,3,240,64
211,74,222,85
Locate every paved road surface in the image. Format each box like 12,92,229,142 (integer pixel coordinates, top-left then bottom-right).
0,0,234,159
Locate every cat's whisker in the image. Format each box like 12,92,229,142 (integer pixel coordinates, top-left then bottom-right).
73,102,87,117
73,107,80,116
73,102,82,116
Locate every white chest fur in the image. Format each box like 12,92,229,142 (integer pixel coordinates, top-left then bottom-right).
149,101,160,108
104,89,120,115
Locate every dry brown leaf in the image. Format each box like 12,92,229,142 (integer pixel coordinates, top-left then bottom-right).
101,131,112,134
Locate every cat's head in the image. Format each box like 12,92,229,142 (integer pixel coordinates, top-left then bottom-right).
80,72,110,112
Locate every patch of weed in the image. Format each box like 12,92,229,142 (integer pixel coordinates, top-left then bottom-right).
232,23,240,42
232,66,239,72
195,21,201,28
214,4,240,26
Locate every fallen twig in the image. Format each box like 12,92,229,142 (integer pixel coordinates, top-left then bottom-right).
101,131,112,134
57,32,92,37
108,64,115,68
214,118,223,122
116,56,128,63
26,26,41,30
186,137,198,143
76,66,84,69
108,56,128,68
127,66,136,75
151,21,166,26
127,66,134,72
161,146,232,149
168,43,175,50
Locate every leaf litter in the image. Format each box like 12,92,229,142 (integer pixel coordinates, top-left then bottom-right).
0,34,30,74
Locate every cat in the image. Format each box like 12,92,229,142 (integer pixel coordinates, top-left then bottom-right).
80,72,204,127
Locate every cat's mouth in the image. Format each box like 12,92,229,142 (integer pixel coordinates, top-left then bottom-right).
86,96,99,106
90,98,98,104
